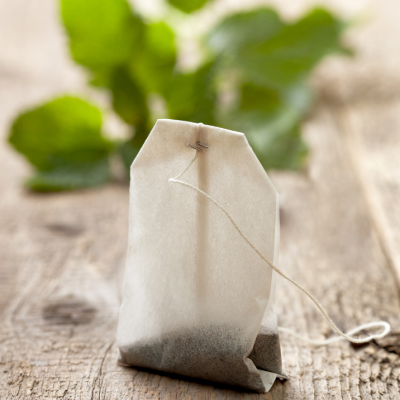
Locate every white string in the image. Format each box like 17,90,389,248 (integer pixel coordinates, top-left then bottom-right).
169,149,391,345
278,322,391,345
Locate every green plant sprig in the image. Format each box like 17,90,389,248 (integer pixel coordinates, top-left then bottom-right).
8,0,350,191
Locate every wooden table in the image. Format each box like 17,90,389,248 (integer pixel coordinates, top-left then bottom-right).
1,0,400,398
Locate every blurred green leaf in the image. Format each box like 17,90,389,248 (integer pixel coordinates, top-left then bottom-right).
250,124,308,170
237,8,348,89
26,159,110,192
167,0,211,14
129,22,176,94
9,97,112,191
165,62,217,125
110,66,150,126
227,83,312,169
208,7,348,169
61,0,144,73
207,8,284,54
9,2,350,192
232,83,313,130
208,8,347,89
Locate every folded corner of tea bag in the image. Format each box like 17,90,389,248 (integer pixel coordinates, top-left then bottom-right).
258,370,278,393
257,369,289,393
276,372,289,380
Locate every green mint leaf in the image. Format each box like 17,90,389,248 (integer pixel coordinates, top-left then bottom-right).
208,7,348,169
235,83,312,126
165,62,217,125
237,8,348,89
225,83,313,170
26,159,111,192
250,123,308,170
208,7,347,89
207,8,284,54
167,0,211,13
61,0,144,72
129,22,177,94
110,66,150,127
9,96,112,191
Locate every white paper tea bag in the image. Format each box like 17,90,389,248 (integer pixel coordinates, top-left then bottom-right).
117,119,390,393
117,119,286,392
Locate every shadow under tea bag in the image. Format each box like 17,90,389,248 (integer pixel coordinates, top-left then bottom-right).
117,119,286,393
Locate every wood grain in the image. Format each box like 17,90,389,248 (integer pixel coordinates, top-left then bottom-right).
1,0,400,399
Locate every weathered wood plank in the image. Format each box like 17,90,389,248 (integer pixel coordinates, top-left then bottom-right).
334,101,400,290
312,0,400,307
1,0,400,399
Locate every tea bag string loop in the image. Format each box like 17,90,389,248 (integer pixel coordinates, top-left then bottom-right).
169,150,391,345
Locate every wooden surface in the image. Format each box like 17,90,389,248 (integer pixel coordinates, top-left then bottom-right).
1,0,400,398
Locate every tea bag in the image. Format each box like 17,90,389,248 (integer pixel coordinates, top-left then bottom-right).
117,119,285,392
117,119,390,392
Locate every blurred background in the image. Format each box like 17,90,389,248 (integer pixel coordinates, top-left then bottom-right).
2,0,396,191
